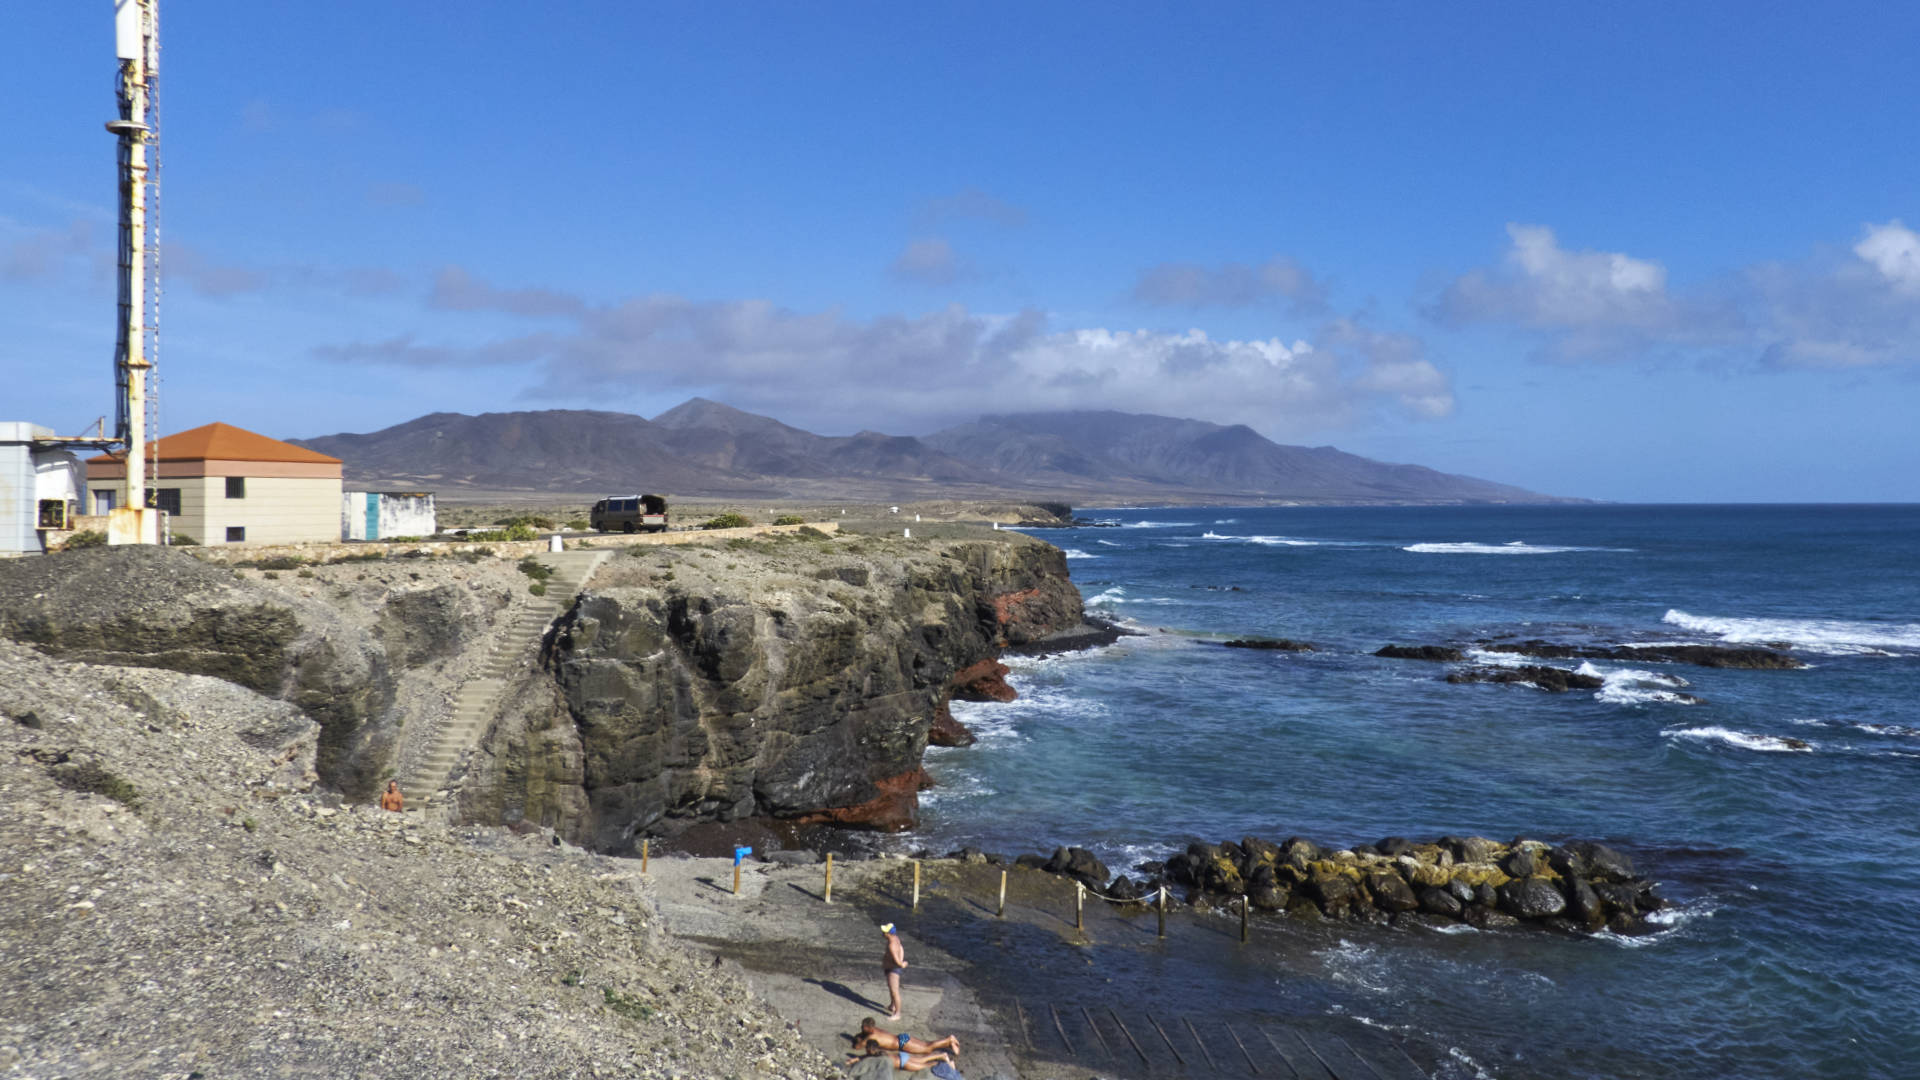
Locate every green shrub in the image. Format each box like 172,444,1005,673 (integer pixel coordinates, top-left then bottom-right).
603,987,653,1022
385,535,424,543
167,533,198,546
529,582,547,597
59,530,108,551
503,523,538,542
564,519,590,531
296,568,315,578
772,514,805,526
796,526,829,540
496,514,555,531
700,512,753,530
332,550,387,564
457,546,494,563
516,557,554,581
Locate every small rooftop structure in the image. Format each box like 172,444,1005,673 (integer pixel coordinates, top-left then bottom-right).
1,423,87,556
88,422,342,546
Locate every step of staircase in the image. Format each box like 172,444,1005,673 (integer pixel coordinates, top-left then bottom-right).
401,549,609,806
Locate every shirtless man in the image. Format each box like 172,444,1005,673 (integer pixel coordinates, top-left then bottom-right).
880,923,907,1020
852,1017,959,1060
858,1037,956,1075
379,780,404,812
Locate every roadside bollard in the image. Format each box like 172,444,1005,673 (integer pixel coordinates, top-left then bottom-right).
733,845,752,896
824,852,834,904
998,869,1007,918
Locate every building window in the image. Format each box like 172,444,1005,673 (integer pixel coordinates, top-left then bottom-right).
226,476,246,499
93,489,117,514
226,526,246,543
153,488,182,515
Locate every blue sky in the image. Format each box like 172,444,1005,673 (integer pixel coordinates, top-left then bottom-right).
4,2,1918,501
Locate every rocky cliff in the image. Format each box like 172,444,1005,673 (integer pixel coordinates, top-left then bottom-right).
0,546,527,799
460,525,1084,851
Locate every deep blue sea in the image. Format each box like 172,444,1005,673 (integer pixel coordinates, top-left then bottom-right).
917,505,1920,1080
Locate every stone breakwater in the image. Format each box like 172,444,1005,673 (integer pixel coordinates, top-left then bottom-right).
990,832,1666,935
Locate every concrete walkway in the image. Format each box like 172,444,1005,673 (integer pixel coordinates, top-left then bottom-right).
401,548,609,805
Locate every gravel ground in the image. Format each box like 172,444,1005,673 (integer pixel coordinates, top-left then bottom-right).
0,640,840,1080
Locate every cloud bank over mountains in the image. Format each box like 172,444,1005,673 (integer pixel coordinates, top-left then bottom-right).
317,279,1448,440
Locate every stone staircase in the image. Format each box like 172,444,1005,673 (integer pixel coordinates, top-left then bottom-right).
401,548,608,806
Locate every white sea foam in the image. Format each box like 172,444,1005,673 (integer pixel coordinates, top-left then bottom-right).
1464,648,1533,669
1200,530,1317,546
1095,539,1122,547
1662,609,1920,656
1120,520,1195,529
1792,717,1920,738
1579,662,1699,706
1403,540,1613,555
1315,939,1393,995
1665,726,1815,753
1085,586,1128,607
1595,898,1718,949
1062,548,1097,560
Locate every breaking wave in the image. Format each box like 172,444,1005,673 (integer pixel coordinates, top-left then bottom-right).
1403,540,1618,555
1579,662,1699,706
1062,549,1098,560
1665,726,1815,753
1662,610,1920,656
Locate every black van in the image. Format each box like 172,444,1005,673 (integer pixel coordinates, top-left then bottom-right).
590,494,669,533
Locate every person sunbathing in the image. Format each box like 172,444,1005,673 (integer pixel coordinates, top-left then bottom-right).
853,1017,959,1059
856,1038,958,1075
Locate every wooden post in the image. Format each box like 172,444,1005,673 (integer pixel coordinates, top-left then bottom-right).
1075,882,1084,931
997,869,1007,918
641,838,648,875
1240,894,1249,942
824,852,834,904
1156,886,1166,938
732,862,741,896
912,860,921,911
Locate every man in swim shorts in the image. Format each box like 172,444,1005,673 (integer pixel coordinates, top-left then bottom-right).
853,1017,959,1059
880,923,907,1020
856,1037,957,1075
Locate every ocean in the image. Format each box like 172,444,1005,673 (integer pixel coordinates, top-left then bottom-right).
915,504,1920,1079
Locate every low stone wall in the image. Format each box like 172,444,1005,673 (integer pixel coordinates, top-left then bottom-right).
185,521,841,566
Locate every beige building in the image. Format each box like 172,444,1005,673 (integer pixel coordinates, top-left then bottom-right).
87,423,343,546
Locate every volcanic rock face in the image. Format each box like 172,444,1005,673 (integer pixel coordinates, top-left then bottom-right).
465,530,1083,851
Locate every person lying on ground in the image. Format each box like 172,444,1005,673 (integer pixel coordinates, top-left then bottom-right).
849,1017,959,1060
858,1037,958,1075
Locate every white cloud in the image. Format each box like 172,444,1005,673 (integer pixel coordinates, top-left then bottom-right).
315,275,1452,438
1855,220,1920,294
889,238,965,286
1131,256,1328,315
1437,223,1682,332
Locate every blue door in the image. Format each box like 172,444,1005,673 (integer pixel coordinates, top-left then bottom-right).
365,495,380,539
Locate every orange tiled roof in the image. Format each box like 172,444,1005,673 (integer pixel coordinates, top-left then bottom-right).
86,422,342,465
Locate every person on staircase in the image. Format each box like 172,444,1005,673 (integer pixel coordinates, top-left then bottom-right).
379,779,404,812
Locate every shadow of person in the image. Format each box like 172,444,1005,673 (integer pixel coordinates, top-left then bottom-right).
804,977,885,1011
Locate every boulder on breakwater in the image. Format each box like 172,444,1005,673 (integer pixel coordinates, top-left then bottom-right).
1019,832,1666,935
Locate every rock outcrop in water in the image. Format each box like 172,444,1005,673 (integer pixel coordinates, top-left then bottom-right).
462,527,1086,850
1476,639,1806,669
1030,833,1666,935
1446,665,1607,693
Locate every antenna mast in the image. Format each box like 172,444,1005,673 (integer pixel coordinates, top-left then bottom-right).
107,0,160,544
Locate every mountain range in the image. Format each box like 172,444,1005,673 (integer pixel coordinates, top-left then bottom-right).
291,399,1568,504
